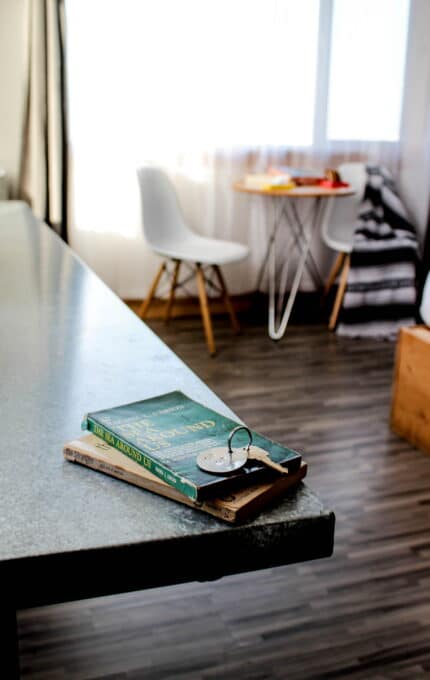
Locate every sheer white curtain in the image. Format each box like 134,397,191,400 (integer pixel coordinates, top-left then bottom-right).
20,0,68,239
66,0,411,298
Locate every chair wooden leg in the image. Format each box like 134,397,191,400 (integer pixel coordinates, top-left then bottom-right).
139,262,166,319
329,254,351,331
164,260,181,323
212,265,241,334
196,264,216,356
324,252,346,298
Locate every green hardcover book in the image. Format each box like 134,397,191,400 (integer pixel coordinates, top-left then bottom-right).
81,391,301,502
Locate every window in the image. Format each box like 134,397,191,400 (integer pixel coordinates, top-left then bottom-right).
67,0,322,152
327,0,410,142
67,0,410,157
65,0,413,297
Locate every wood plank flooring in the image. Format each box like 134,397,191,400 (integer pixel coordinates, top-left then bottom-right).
18,318,430,679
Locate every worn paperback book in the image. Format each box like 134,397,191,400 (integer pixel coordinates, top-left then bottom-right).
64,433,307,524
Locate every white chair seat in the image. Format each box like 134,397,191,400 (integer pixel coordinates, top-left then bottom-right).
322,230,353,255
322,162,367,330
152,233,249,265
421,272,430,326
321,162,367,254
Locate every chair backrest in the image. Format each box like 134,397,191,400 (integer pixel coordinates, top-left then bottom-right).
321,162,367,253
137,166,191,250
421,272,430,326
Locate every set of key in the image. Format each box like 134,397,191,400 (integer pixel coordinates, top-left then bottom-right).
196,425,288,476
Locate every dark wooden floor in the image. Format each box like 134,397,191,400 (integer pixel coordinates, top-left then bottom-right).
18,316,430,679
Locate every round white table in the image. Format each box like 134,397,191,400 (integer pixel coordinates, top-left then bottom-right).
234,182,355,340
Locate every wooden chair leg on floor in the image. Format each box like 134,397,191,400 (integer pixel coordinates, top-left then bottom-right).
329,254,351,331
196,264,216,356
139,262,166,319
212,265,241,334
324,252,346,298
164,260,181,323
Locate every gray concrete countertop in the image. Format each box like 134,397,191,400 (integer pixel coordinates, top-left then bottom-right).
0,202,334,611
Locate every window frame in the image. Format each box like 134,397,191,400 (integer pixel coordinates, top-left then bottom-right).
311,0,410,152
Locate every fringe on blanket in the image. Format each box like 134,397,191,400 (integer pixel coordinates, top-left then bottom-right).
336,165,419,339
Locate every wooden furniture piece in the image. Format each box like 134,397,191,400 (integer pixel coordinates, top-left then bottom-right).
0,202,334,678
391,325,430,454
234,182,354,340
137,166,249,356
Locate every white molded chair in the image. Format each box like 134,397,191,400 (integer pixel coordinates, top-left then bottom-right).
322,162,367,329
137,166,249,355
421,272,430,326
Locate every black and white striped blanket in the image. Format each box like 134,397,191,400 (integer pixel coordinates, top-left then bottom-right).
337,165,419,339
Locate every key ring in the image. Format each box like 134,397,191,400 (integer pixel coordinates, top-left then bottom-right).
196,425,252,474
227,425,252,454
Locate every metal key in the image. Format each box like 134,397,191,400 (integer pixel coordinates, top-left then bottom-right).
196,425,288,476
246,446,288,475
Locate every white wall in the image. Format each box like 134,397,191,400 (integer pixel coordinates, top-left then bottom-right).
399,0,430,242
0,0,27,197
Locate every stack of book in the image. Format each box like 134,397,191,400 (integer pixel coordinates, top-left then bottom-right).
243,173,295,191
243,167,350,190
64,391,307,523
267,166,325,186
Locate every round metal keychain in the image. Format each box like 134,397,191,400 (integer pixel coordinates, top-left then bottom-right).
196,425,252,474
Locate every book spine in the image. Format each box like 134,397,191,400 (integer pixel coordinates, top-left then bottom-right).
85,418,198,501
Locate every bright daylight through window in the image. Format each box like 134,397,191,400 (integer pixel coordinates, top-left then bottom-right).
66,0,411,240
67,0,410,153
328,0,410,142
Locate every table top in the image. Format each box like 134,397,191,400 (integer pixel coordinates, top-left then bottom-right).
0,202,334,608
234,181,355,198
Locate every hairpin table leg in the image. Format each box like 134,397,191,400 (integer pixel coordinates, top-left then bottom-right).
268,197,324,340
